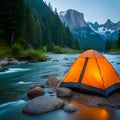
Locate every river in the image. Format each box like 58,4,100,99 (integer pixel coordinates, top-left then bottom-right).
0,54,120,120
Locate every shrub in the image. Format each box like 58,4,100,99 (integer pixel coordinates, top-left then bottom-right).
23,49,46,61
11,43,24,56
0,48,12,58
53,46,67,54
40,46,47,52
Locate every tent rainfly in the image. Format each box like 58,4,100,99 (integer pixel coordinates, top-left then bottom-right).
59,50,120,96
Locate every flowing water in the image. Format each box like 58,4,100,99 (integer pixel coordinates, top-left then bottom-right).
0,54,120,120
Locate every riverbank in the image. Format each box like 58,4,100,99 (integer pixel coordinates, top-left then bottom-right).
105,50,120,55
0,58,30,72
23,77,120,115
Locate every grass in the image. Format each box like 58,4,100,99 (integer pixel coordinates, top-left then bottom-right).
0,44,46,62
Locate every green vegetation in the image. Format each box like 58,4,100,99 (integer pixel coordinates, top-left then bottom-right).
11,44,24,56
73,31,105,51
22,49,46,61
0,0,80,60
52,46,68,54
105,30,120,52
0,44,46,61
0,48,11,58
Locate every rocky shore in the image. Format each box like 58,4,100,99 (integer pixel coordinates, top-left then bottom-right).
106,50,120,55
23,76,78,115
0,58,30,72
23,76,120,115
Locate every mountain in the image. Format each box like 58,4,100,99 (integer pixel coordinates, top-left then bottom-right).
24,0,80,50
88,19,120,40
59,9,105,51
59,10,88,29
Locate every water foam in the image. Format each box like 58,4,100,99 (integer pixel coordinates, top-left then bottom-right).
0,68,30,74
0,100,25,109
17,81,33,84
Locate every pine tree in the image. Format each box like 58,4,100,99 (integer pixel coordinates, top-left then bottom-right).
25,5,35,47
54,8,58,15
48,2,53,11
34,19,43,49
117,30,120,49
47,32,52,51
0,0,26,44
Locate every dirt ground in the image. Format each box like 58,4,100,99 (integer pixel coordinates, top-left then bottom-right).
63,91,120,109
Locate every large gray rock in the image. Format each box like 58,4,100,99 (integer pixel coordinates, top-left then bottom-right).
0,59,8,66
56,87,72,98
27,86,44,98
63,104,78,112
30,84,44,90
23,96,64,114
46,76,59,87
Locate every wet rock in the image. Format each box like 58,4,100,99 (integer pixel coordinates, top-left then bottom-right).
0,66,4,72
20,61,30,64
30,84,45,90
56,87,72,98
98,103,120,109
46,76,59,87
52,60,59,62
27,86,44,98
8,58,20,65
63,63,72,67
63,104,78,112
23,96,64,114
0,59,9,66
41,74,59,78
46,56,51,61
63,58,68,60
0,66,8,72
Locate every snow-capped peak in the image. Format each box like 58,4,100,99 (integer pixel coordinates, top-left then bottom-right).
89,25,115,35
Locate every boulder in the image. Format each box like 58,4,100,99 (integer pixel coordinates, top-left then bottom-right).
56,87,72,98
30,84,44,90
0,59,9,66
0,66,8,72
23,96,64,114
63,104,78,112
27,86,44,98
46,76,59,87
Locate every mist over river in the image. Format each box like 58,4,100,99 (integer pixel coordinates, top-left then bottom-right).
0,54,120,120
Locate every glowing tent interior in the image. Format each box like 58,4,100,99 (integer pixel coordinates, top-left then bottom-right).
59,50,120,96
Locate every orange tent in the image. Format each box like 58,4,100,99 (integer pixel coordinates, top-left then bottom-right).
60,50,120,96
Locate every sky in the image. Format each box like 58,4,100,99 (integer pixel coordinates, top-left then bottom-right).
44,0,120,24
